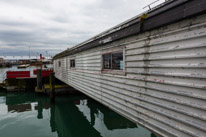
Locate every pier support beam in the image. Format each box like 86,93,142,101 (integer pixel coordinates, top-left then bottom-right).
37,69,42,90
50,72,55,103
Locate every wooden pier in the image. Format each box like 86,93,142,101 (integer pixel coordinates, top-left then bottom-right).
43,84,78,94
0,81,5,88
2,69,78,94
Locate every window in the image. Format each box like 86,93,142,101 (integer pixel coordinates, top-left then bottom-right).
58,61,61,67
70,59,75,68
103,54,111,69
103,52,123,70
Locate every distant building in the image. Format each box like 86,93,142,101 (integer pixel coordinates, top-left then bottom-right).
0,56,39,62
0,58,3,64
0,56,52,64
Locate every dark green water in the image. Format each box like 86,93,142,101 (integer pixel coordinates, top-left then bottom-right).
0,92,156,137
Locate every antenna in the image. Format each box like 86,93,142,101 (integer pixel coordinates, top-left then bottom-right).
29,46,30,59
45,51,48,59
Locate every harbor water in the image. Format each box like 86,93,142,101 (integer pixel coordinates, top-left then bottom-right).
0,92,157,137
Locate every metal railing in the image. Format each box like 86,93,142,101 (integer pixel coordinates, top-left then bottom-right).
143,0,173,11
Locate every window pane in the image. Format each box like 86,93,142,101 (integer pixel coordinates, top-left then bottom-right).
73,60,75,67
59,61,61,67
103,54,111,69
70,60,75,68
112,52,123,70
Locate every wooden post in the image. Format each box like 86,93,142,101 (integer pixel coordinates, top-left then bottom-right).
50,72,55,103
37,69,42,90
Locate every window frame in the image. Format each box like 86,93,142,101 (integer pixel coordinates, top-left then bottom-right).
58,61,61,67
70,59,75,69
66,57,69,69
101,47,125,75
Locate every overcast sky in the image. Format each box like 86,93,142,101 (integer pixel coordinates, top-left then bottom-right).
0,0,165,57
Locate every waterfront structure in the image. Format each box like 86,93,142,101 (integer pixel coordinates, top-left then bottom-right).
53,0,206,136
0,56,38,63
0,56,52,64
0,58,3,64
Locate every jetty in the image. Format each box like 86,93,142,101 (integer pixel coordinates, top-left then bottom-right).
0,68,77,95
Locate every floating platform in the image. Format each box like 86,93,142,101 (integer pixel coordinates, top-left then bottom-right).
17,64,30,69
35,84,79,94
6,77,37,92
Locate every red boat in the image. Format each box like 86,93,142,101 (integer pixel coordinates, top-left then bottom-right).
33,69,53,77
7,71,30,79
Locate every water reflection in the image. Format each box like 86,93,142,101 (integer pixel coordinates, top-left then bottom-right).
8,104,31,113
52,96,102,137
87,99,137,130
0,92,156,137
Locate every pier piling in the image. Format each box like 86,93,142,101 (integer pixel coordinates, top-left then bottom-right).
49,72,55,103
37,69,42,90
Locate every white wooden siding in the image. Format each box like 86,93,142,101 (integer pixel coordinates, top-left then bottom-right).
54,14,206,137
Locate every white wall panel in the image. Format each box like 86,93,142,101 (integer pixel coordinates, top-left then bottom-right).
54,14,206,137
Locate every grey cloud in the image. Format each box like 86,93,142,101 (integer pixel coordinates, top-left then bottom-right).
0,0,165,56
